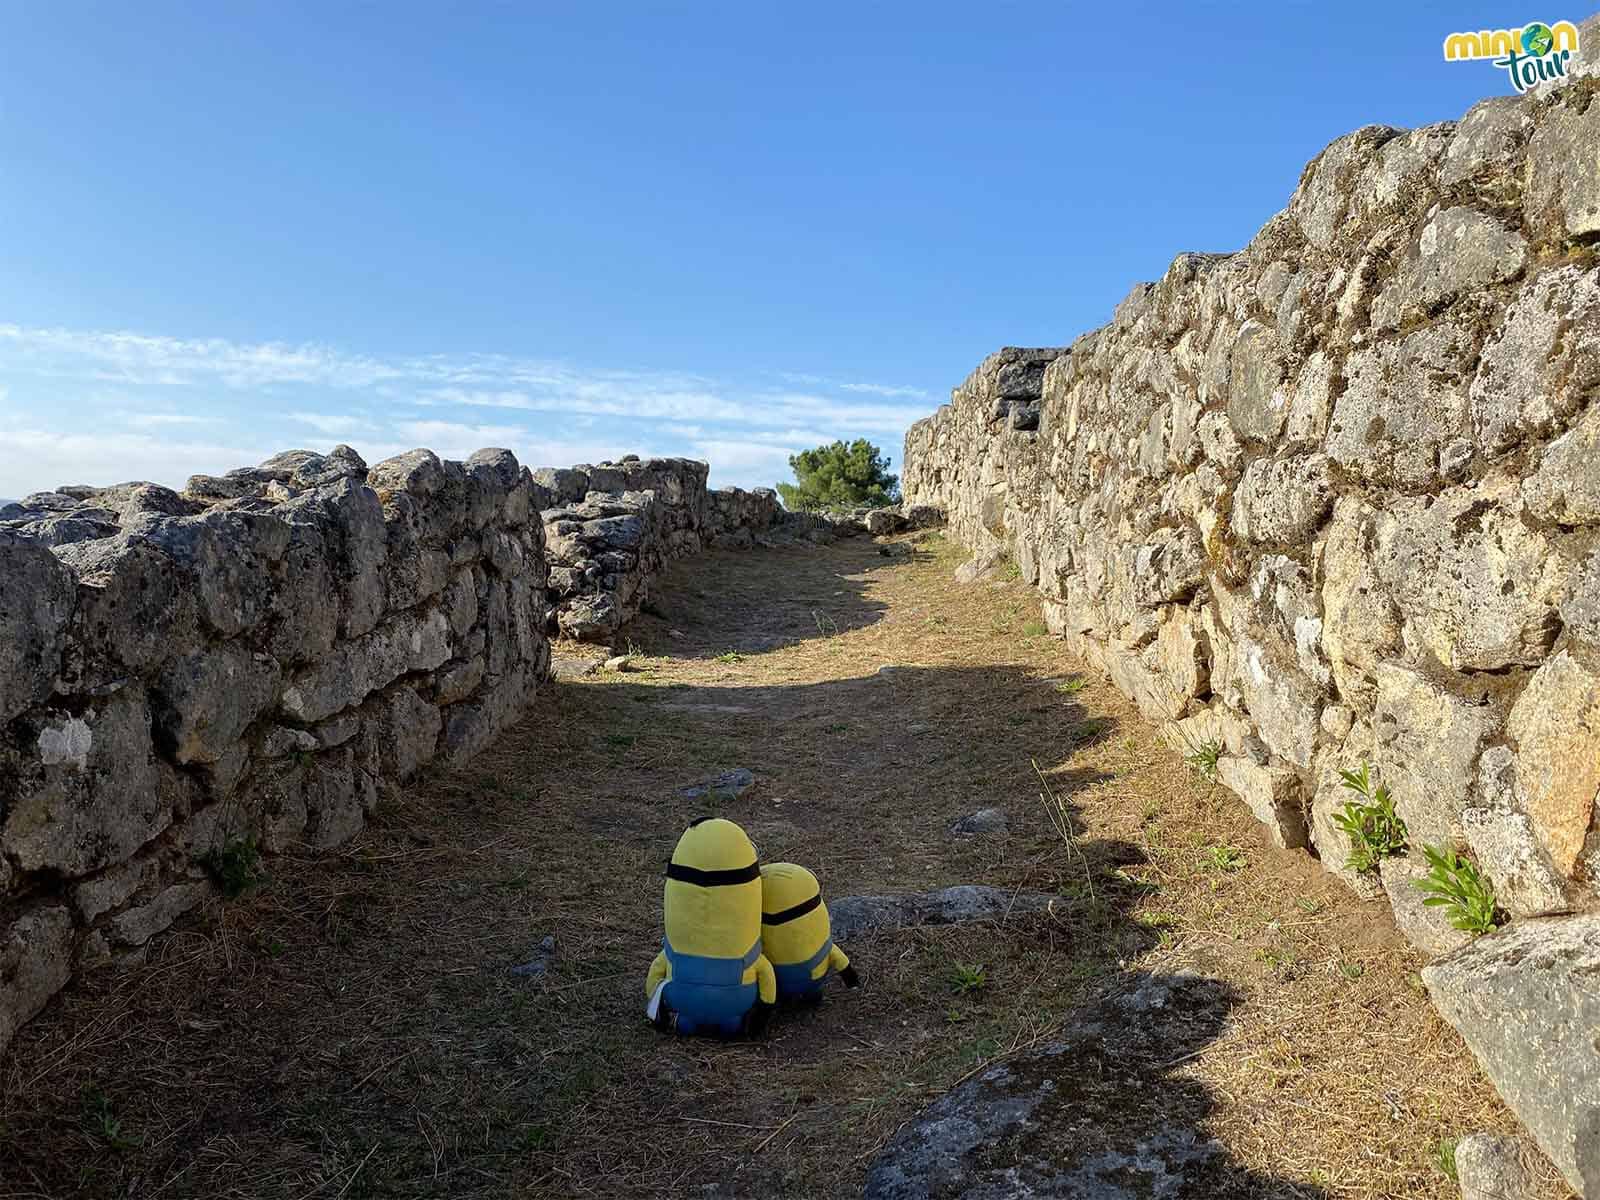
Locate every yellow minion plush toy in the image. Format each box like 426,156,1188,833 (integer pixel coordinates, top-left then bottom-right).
645,817,777,1037
760,862,859,1000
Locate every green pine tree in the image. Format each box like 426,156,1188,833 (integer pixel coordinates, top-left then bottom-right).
776,439,900,512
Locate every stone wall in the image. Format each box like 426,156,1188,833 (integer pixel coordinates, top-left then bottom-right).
903,44,1600,1192
0,445,793,1055
537,457,786,641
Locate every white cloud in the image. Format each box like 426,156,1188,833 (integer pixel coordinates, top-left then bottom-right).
778,372,932,401
0,322,935,494
0,325,405,390
0,426,273,493
124,412,220,428
287,410,375,436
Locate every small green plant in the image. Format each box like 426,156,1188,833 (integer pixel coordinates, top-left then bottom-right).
1334,763,1408,872
201,835,262,900
713,650,744,664
1054,677,1086,696
1020,618,1049,637
1184,738,1221,781
517,1124,551,1153
948,962,987,995
1414,844,1500,933
1434,1135,1460,1182
1255,946,1302,982
1204,844,1246,873
944,1007,967,1024
1000,558,1022,582
813,610,840,637
81,1090,140,1153
1339,960,1365,980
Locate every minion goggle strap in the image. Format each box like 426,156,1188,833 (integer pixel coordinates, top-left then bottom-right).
761,893,822,925
665,861,761,887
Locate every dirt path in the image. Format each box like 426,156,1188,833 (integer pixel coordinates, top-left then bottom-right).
0,534,1562,1199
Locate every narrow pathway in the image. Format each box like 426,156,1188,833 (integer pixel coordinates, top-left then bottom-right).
0,534,1557,1198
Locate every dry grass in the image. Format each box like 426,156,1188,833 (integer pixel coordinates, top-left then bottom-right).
0,532,1573,1198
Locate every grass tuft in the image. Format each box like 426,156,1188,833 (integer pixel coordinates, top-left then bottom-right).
201,835,263,900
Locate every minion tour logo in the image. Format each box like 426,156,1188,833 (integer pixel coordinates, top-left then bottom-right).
1444,20,1581,92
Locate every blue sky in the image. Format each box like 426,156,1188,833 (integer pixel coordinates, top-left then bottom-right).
0,2,1553,495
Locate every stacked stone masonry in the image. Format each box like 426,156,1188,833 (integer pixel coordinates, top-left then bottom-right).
903,32,1600,1193
0,446,805,1056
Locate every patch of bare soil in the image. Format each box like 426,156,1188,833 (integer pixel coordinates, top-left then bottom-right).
0,533,1572,1199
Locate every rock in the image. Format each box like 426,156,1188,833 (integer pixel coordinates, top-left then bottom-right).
1328,325,1475,492
371,685,442,780
153,644,281,765
368,448,446,499
280,608,452,724
107,881,210,948
509,934,557,979
0,535,77,724
1227,629,1321,769
865,508,905,536
603,655,632,672
275,478,388,640
1440,96,1532,191
261,725,319,760
1196,411,1244,474
1132,529,1204,607
438,666,539,764
1561,550,1600,653
56,534,200,682
1151,611,1209,705
1505,651,1600,877
680,768,755,801
139,509,290,638
532,467,590,505
2,687,174,875
1526,95,1600,238
1230,454,1334,544
1216,757,1307,849
1455,1132,1539,1200
1378,856,1473,957
1290,124,1405,251
73,852,161,923
829,886,1060,940
1524,401,1600,525
950,808,1009,836
954,554,1002,585
1377,488,1565,671
299,746,377,850
1423,913,1600,1194
1462,785,1569,920
1472,265,1600,456
1370,207,1527,331
1227,320,1286,443
1370,664,1497,849
433,656,486,706
0,906,74,1053
1319,498,1403,703
863,973,1235,1200
550,653,605,680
